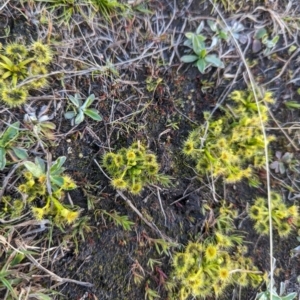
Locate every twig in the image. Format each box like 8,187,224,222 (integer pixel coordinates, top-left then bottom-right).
268,109,299,151
156,187,167,226
116,191,175,243
262,48,300,86
0,0,10,11
15,239,93,287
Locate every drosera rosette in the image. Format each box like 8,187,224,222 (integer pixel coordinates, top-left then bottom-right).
168,203,263,299
182,89,275,185
31,41,53,65
102,141,172,195
18,156,80,226
0,40,52,107
248,192,298,237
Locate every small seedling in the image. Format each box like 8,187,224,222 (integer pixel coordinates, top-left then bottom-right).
270,151,294,174
64,93,103,125
20,156,79,225
24,104,56,140
23,156,74,192
256,277,297,300
0,121,28,170
254,28,279,56
145,282,161,300
181,22,224,74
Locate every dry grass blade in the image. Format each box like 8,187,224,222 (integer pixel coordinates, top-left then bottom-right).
0,0,10,11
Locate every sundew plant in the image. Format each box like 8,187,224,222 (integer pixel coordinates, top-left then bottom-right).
182,90,275,184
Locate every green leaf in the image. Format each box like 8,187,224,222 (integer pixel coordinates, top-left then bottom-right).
271,35,279,44
68,94,81,107
2,70,12,79
50,156,66,175
199,48,207,58
0,54,14,68
35,157,46,173
50,175,64,187
271,295,282,300
205,54,224,68
64,111,76,119
281,294,297,300
41,122,56,130
183,39,193,48
11,147,28,160
255,28,267,39
219,30,228,40
74,110,85,125
181,55,199,63
263,35,279,48
0,147,6,170
185,32,194,39
196,59,207,74
24,161,44,178
11,253,25,266
192,34,206,54
0,276,18,298
18,57,33,67
284,101,300,109
207,20,217,32
82,94,95,109
195,22,204,34
84,108,103,121
0,121,20,147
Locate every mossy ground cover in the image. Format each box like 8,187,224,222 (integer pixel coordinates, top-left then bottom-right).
1,0,300,299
